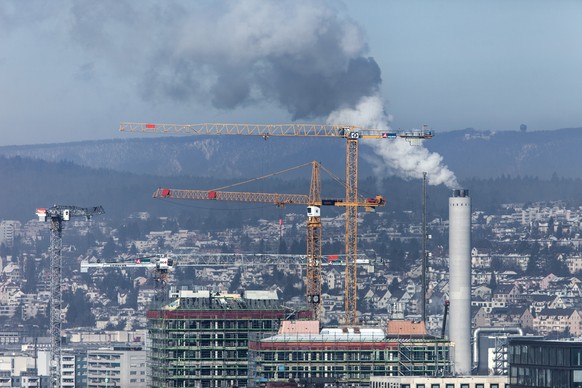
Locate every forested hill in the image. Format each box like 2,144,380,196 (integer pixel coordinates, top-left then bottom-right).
2,155,582,223
0,127,582,180
427,127,582,180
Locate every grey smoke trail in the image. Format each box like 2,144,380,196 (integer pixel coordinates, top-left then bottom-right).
34,0,458,186
66,0,382,120
327,95,460,189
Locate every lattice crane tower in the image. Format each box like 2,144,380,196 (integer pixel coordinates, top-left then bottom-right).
36,205,104,387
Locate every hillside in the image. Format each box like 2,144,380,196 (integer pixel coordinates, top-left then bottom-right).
0,127,581,180
3,154,582,224
428,127,582,179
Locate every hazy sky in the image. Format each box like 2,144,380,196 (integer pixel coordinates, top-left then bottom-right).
1,0,581,146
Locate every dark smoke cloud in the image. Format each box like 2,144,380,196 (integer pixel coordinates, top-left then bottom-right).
64,0,382,120
259,57,381,120
1,0,382,120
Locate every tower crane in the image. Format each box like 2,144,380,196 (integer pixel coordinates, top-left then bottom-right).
81,251,374,321
36,205,104,387
120,122,431,324
80,253,373,279
150,161,385,320
81,254,174,283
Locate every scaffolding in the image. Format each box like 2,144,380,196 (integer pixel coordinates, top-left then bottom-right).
247,333,451,386
147,290,309,388
492,336,509,376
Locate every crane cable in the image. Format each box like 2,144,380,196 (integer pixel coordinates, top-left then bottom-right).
209,161,313,191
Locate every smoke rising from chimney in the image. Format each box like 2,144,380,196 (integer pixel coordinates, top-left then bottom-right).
327,95,460,189
62,0,458,187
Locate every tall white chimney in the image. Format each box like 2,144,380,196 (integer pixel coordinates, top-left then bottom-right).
449,189,471,375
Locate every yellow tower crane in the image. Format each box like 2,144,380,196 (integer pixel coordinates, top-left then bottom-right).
151,161,385,321
119,122,432,325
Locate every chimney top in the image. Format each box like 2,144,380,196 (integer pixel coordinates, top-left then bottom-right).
453,189,469,198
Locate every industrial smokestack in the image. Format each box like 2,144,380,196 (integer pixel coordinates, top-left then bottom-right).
448,189,471,375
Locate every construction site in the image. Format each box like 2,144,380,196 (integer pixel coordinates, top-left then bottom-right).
115,123,454,387
38,123,474,387
146,289,451,388
146,290,309,387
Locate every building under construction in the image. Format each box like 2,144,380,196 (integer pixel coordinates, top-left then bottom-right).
248,321,451,387
146,289,310,388
147,290,452,387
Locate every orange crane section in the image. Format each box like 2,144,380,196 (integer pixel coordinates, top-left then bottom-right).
153,161,385,321
155,188,309,206
121,122,431,325
152,188,385,210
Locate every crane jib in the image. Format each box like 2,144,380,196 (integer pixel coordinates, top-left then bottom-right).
120,123,392,138
121,122,433,140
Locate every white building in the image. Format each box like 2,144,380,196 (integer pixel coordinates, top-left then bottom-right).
0,221,20,248
370,375,508,388
86,346,146,388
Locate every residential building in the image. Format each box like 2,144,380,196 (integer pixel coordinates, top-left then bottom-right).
532,308,582,336
370,375,508,388
86,346,146,388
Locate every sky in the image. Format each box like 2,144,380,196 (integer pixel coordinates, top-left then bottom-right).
0,0,581,147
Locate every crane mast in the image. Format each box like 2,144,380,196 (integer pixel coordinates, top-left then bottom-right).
306,162,322,319
36,205,104,388
121,122,431,325
345,137,358,325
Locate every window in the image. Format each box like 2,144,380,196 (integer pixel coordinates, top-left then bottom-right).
490,384,499,388
476,384,484,388
416,384,425,388
461,384,470,388
431,385,440,388
446,384,454,388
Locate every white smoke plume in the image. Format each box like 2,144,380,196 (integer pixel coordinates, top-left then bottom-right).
327,95,460,189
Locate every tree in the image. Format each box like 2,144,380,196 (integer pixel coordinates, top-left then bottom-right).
525,253,538,275
289,238,306,254
102,237,117,258
0,243,10,257
489,272,498,291
547,217,555,237
491,256,503,272
278,239,288,254
257,239,266,254
64,289,95,328
22,257,38,293
229,269,242,293
388,278,401,295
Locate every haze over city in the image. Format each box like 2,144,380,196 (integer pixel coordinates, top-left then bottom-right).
2,1,582,387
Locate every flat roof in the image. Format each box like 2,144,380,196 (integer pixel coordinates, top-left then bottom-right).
244,290,278,300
